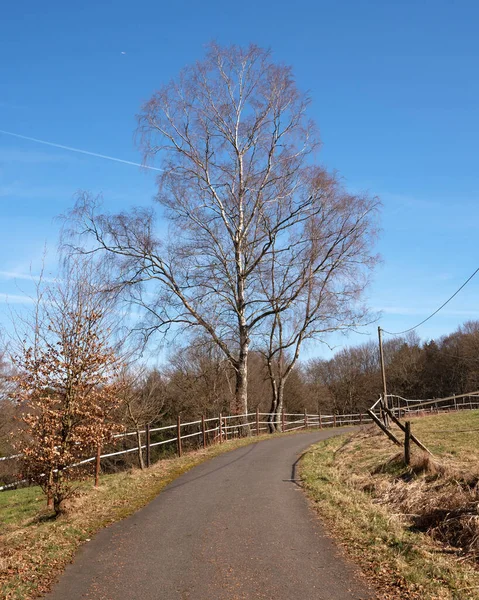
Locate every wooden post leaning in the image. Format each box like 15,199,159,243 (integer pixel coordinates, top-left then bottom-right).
382,405,433,456
95,444,101,487
367,410,402,446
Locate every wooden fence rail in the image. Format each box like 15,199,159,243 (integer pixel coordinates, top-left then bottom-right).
0,409,372,492
367,391,479,459
3,393,478,492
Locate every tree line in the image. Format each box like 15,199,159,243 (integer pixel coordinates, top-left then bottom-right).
308,323,479,414
2,265,478,513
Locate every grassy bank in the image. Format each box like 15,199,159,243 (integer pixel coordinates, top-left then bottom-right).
0,433,281,600
301,410,479,600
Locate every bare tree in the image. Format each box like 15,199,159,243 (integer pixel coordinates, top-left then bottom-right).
259,180,378,430
165,338,235,416
121,367,166,469
66,43,378,418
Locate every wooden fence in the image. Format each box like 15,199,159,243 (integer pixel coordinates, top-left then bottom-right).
0,408,373,491
368,391,479,463
3,393,479,492
384,391,479,416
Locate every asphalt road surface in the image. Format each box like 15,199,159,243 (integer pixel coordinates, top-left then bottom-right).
46,430,375,600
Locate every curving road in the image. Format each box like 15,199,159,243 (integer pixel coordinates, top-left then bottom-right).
46,430,375,600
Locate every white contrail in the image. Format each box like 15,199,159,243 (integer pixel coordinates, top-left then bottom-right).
0,129,163,172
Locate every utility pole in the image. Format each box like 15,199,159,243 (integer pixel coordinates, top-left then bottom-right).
378,326,389,427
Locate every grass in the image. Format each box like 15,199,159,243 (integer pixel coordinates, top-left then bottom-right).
0,432,285,600
301,409,479,600
0,487,43,530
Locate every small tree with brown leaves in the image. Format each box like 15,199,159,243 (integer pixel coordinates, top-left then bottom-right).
12,259,124,515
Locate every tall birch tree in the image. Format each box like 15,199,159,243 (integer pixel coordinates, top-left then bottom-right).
67,43,378,417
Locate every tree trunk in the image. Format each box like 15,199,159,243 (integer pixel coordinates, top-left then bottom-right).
46,469,54,508
234,334,249,416
136,430,145,470
268,373,279,433
273,380,286,432
53,495,63,516
52,471,63,516
234,334,250,434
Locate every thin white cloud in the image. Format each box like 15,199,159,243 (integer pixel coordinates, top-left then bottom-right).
381,191,441,211
0,181,75,200
435,273,455,282
0,130,162,172
377,306,479,318
0,293,35,305
0,101,26,110
0,271,58,283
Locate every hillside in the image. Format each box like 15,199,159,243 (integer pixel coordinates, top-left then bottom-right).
302,409,479,599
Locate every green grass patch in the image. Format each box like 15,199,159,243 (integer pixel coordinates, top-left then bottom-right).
409,410,479,464
0,487,44,531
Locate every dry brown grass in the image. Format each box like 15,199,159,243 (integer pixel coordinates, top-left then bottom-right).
301,410,479,599
356,428,479,561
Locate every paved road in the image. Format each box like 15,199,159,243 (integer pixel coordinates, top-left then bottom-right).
46,430,375,600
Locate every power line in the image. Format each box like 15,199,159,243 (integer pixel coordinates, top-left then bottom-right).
382,265,479,336
0,129,163,172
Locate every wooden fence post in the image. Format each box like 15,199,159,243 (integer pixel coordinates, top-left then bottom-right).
219,413,223,444
95,444,101,487
145,424,151,468
281,407,285,432
304,408,308,430
202,415,207,449
319,412,322,429
359,413,363,425
333,413,337,428
177,414,182,457
404,421,411,465
256,408,260,436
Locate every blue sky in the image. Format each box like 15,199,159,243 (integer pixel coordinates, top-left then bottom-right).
1,0,478,359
